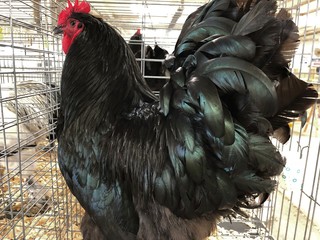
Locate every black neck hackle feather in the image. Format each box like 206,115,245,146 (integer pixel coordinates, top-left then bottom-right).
61,13,156,127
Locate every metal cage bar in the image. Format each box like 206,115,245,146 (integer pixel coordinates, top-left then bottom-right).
0,0,82,239
0,0,319,239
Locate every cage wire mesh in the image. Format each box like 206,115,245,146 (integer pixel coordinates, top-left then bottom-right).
0,0,82,239
249,0,320,239
215,0,320,239
0,0,319,240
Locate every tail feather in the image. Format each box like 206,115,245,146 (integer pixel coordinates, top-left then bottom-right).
175,0,237,58
175,0,231,51
187,76,225,138
233,171,276,195
176,17,235,57
198,0,231,21
252,10,299,78
269,74,318,143
232,0,276,36
157,0,318,224
221,0,248,21
248,134,286,177
195,57,278,117
222,124,248,171
276,15,299,64
175,5,206,48
275,74,311,112
194,35,256,64
226,93,273,135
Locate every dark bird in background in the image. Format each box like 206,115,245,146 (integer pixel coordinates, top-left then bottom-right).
54,0,318,239
145,44,169,91
128,28,143,59
129,29,169,91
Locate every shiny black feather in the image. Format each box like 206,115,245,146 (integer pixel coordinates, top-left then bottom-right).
232,0,277,36
57,1,317,239
195,56,278,116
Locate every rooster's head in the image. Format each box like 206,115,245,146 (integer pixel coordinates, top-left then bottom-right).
54,0,90,54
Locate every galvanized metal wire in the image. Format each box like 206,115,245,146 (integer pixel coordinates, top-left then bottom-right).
0,0,81,239
0,0,319,239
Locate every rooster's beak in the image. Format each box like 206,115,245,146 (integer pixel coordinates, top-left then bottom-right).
53,26,63,35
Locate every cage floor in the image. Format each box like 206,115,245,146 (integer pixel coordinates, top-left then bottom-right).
0,147,83,239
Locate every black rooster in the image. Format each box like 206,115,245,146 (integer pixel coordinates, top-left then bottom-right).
128,28,143,59
54,0,318,239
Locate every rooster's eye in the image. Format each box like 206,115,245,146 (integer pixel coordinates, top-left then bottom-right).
70,20,76,27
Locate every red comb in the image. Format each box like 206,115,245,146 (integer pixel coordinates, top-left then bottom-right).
58,0,90,25
136,29,141,35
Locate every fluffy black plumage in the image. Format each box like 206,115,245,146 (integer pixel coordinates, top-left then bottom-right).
56,0,318,239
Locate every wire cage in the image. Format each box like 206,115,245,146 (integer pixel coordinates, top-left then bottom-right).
0,0,319,240
251,1,320,239
0,0,82,239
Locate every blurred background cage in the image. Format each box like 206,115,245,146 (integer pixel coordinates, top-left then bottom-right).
0,0,319,239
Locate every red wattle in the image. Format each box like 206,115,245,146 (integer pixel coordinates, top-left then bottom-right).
62,29,83,54
62,33,72,54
